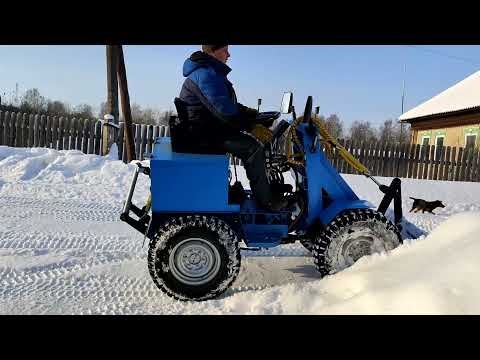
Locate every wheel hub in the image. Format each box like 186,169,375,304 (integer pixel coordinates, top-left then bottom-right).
336,223,392,268
169,238,221,286
344,236,376,264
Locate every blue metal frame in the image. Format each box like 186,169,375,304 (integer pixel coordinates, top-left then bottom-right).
296,124,371,229
148,124,372,249
150,137,239,213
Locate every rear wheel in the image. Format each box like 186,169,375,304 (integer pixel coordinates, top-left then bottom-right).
312,209,402,277
148,215,241,301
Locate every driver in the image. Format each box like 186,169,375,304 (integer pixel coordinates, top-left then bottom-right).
177,44,287,211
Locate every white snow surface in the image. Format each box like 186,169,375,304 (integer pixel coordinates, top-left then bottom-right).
1,145,480,314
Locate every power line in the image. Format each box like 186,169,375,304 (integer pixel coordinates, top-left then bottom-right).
405,45,480,66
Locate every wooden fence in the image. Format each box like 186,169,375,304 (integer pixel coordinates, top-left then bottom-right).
316,139,480,182
0,110,169,162
2,109,480,182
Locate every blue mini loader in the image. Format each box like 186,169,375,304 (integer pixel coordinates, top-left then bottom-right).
121,93,403,301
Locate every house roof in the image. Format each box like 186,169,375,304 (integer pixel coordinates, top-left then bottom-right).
399,70,480,122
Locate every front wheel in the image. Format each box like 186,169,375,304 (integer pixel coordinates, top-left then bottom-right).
312,209,402,277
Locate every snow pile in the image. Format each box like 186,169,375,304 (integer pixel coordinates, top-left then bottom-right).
1,146,480,314
205,212,480,314
0,146,150,204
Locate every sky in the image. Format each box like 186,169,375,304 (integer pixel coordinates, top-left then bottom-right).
1,45,480,128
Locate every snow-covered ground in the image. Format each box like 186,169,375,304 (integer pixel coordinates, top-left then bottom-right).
1,145,480,314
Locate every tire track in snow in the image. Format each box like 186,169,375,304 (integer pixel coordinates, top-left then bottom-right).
0,196,123,223
0,257,173,315
0,231,145,253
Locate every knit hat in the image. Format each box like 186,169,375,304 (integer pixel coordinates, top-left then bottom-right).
202,44,228,53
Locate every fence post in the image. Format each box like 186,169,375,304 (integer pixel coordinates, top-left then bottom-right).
81,119,89,154
475,151,480,182
15,113,22,147
146,125,154,158
45,115,52,148
57,117,65,150
38,115,46,148
0,111,4,146
442,146,451,181
428,145,435,180
436,146,446,181
88,119,96,154
139,124,147,161
468,149,479,182
33,114,41,147
102,114,114,156
117,122,125,161
406,143,415,179
76,118,84,151
8,112,16,147
62,117,71,150
4,112,11,146
134,124,141,159
68,117,76,150
51,116,58,150
459,147,469,181
454,147,463,181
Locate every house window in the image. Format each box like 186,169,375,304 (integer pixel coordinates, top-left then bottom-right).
466,134,476,149
421,136,430,146
435,136,444,148
435,135,445,160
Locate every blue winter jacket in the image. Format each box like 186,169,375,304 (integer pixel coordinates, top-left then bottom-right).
179,51,254,140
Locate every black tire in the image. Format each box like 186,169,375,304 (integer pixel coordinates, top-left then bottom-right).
147,215,241,301
300,239,314,253
312,209,402,277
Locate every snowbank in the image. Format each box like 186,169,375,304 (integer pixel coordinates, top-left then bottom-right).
205,212,480,314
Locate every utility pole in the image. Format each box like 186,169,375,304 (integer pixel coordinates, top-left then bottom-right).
400,63,406,144
396,63,407,177
116,45,136,162
103,45,120,156
106,46,119,124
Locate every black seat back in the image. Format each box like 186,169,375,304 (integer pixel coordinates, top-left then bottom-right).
170,98,190,152
170,98,225,155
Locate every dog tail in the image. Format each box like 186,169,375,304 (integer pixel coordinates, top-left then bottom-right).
409,197,418,200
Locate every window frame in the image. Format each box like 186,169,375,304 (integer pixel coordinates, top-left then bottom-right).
421,135,431,146
465,134,477,149
434,135,445,160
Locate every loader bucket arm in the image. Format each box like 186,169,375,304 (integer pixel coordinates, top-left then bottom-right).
377,177,403,231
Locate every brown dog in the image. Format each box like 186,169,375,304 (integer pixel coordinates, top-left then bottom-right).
409,197,445,214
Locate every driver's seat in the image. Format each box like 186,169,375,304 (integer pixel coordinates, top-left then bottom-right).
171,98,224,154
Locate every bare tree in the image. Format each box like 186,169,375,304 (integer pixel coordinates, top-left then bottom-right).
397,122,411,144
20,88,47,113
378,119,397,144
73,103,94,119
348,120,378,143
324,114,344,139
98,101,108,118
47,100,71,116
159,110,175,126
378,119,412,144
122,103,168,125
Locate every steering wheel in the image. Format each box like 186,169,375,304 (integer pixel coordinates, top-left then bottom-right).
256,111,281,127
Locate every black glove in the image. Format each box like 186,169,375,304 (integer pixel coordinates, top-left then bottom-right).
239,106,259,132
260,117,275,128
